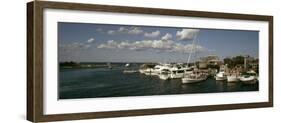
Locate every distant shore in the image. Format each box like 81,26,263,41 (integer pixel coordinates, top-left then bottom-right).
60,61,115,69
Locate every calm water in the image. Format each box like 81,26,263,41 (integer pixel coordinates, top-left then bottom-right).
59,63,258,99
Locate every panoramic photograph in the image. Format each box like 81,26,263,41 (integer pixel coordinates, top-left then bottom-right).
58,22,259,99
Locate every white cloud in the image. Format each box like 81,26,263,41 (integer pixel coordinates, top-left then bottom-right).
144,30,160,38
97,40,118,49
59,42,91,50
60,38,95,52
107,30,115,35
96,28,104,33
87,38,95,43
97,39,204,53
128,27,143,35
176,29,200,40
118,27,127,32
107,26,143,35
161,33,173,40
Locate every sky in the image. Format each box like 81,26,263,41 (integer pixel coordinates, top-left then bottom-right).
58,22,259,63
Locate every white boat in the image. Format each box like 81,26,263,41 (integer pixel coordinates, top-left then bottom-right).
123,70,138,74
169,67,186,79
239,75,256,84
125,63,130,67
143,68,154,75
215,65,227,81
139,64,155,74
227,75,239,82
139,69,146,74
239,70,258,84
158,69,171,80
150,65,163,76
107,62,112,69
151,64,174,76
182,73,207,84
215,72,227,81
184,67,194,75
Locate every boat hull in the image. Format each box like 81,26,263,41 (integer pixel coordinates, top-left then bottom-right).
159,74,170,80
123,70,138,74
215,76,227,81
170,73,184,79
240,76,257,84
182,77,207,84
227,76,239,82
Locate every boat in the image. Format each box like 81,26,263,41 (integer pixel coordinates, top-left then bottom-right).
150,64,173,76
227,75,239,82
238,56,257,84
169,66,186,79
107,62,112,69
184,67,194,75
123,70,138,74
239,70,257,84
150,65,163,76
215,72,227,81
182,72,207,84
139,64,155,74
215,65,227,81
143,68,154,75
180,32,204,81
125,63,130,67
158,69,171,80
239,75,256,84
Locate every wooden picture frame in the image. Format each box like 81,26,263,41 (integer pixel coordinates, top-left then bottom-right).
27,1,273,122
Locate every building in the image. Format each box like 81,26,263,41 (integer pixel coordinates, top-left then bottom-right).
198,55,222,69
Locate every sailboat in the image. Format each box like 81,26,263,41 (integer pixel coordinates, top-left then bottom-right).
181,33,207,84
182,71,208,83
239,56,257,84
240,71,257,84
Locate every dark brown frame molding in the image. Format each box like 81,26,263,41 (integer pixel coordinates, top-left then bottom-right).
27,1,273,122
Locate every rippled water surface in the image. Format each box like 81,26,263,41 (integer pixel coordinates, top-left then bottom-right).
59,63,258,99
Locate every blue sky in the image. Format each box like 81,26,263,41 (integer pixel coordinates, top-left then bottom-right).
58,22,259,63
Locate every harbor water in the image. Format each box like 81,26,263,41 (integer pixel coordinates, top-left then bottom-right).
59,63,258,99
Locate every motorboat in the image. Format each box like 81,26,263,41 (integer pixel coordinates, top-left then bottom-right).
158,69,171,80
182,73,207,84
125,63,130,67
215,65,227,81
139,64,155,74
143,68,154,75
215,72,227,81
227,75,239,82
123,70,138,74
169,67,186,79
239,75,256,84
239,70,257,84
150,65,164,76
107,62,112,69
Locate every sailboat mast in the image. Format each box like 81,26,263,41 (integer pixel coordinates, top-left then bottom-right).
187,34,198,65
244,55,247,71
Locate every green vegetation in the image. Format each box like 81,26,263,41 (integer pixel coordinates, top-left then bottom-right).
223,55,245,68
223,55,259,73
